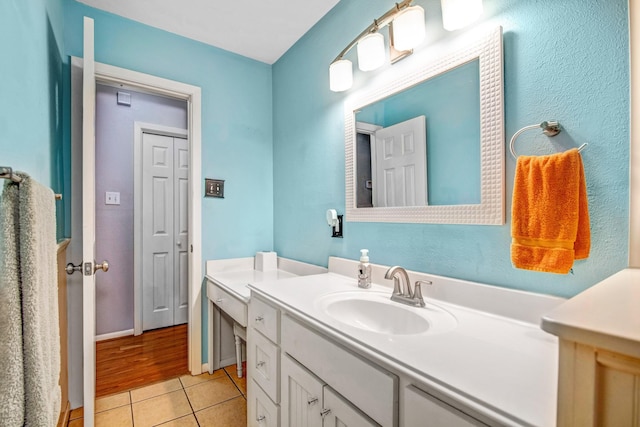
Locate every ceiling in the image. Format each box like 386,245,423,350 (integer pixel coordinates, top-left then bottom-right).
77,0,341,64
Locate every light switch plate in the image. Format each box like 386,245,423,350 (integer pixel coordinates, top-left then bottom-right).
105,191,120,205
205,179,224,198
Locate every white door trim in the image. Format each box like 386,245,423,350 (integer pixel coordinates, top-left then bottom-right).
71,56,203,376
134,123,188,336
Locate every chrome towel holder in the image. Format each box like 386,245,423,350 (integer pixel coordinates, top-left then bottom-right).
509,120,587,159
1,166,62,200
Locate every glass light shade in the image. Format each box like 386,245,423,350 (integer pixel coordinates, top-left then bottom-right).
357,33,386,71
392,6,426,51
441,0,483,31
329,59,353,92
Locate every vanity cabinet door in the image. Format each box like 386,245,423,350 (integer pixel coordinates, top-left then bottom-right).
281,354,324,427
248,378,279,427
403,385,488,427
323,386,380,427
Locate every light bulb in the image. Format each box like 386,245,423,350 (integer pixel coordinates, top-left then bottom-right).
392,6,426,51
329,59,353,92
441,0,483,31
357,33,386,71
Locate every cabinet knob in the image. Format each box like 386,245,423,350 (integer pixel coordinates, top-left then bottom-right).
216,298,223,303
320,408,332,418
256,361,266,368
307,397,318,406
256,415,266,422
255,316,264,322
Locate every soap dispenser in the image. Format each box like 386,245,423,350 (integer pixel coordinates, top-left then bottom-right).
358,249,372,288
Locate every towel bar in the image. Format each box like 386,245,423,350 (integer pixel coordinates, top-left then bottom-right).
1,166,62,200
509,121,587,159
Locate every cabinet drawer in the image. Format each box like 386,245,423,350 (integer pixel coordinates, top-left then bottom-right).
250,328,280,402
208,280,248,327
250,296,280,343
281,314,397,427
248,379,279,427
404,385,489,427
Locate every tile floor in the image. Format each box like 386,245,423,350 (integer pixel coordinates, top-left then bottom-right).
68,365,247,427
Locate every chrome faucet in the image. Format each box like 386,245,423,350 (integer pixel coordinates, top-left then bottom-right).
384,266,429,307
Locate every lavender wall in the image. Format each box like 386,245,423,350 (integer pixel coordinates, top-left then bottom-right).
95,84,187,335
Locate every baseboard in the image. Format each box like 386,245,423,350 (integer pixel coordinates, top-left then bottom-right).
56,401,70,427
95,329,134,342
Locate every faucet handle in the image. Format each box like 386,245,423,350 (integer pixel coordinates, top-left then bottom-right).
413,280,431,307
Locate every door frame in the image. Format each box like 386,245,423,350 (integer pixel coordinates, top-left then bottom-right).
133,123,189,336
71,57,203,376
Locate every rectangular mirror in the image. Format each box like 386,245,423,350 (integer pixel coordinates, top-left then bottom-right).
345,26,504,224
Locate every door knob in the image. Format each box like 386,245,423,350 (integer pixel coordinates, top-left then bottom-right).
65,262,82,275
94,260,109,273
176,241,182,247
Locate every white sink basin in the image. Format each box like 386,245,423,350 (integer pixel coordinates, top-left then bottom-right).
315,291,457,336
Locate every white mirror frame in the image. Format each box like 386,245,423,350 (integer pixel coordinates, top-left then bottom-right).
345,26,504,224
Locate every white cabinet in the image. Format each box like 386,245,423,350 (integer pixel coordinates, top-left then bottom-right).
248,294,393,427
281,354,324,427
248,379,279,427
281,314,397,426
247,295,281,427
323,386,379,427
403,385,488,427
248,292,492,427
281,354,378,427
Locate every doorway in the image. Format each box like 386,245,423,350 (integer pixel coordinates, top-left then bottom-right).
94,84,189,339
68,57,203,411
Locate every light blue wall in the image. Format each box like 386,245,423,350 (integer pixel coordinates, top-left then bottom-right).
273,0,630,299
62,0,274,390
0,0,66,238
63,0,275,261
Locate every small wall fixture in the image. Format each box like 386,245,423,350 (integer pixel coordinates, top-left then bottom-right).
326,209,343,238
329,0,484,92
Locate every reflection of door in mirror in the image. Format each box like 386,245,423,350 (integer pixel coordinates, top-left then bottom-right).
374,116,426,207
355,59,481,208
356,117,427,208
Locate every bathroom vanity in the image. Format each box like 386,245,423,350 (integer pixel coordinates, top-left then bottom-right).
205,257,327,375
542,268,640,427
246,257,564,427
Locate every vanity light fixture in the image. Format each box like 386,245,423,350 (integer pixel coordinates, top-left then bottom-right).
441,0,484,31
329,0,424,92
329,0,484,92
357,33,386,71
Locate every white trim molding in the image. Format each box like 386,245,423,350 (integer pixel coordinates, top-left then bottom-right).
71,57,203,375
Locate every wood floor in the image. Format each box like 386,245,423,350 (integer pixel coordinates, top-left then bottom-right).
96,324,189,398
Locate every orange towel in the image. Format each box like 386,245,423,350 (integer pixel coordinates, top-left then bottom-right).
511,148,590,274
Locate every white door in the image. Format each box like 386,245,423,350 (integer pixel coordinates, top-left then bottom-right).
373,115,427,207
81,16,99,427
142,133,188,330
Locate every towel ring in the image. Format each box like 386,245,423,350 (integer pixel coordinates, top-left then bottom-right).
509,120,587,159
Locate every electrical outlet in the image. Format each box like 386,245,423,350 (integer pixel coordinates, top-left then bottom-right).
105,191,120,205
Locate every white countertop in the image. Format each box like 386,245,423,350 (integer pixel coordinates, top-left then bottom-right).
205,269,298,302
541,268,640,358
249,272,559,427
204,256,328,303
